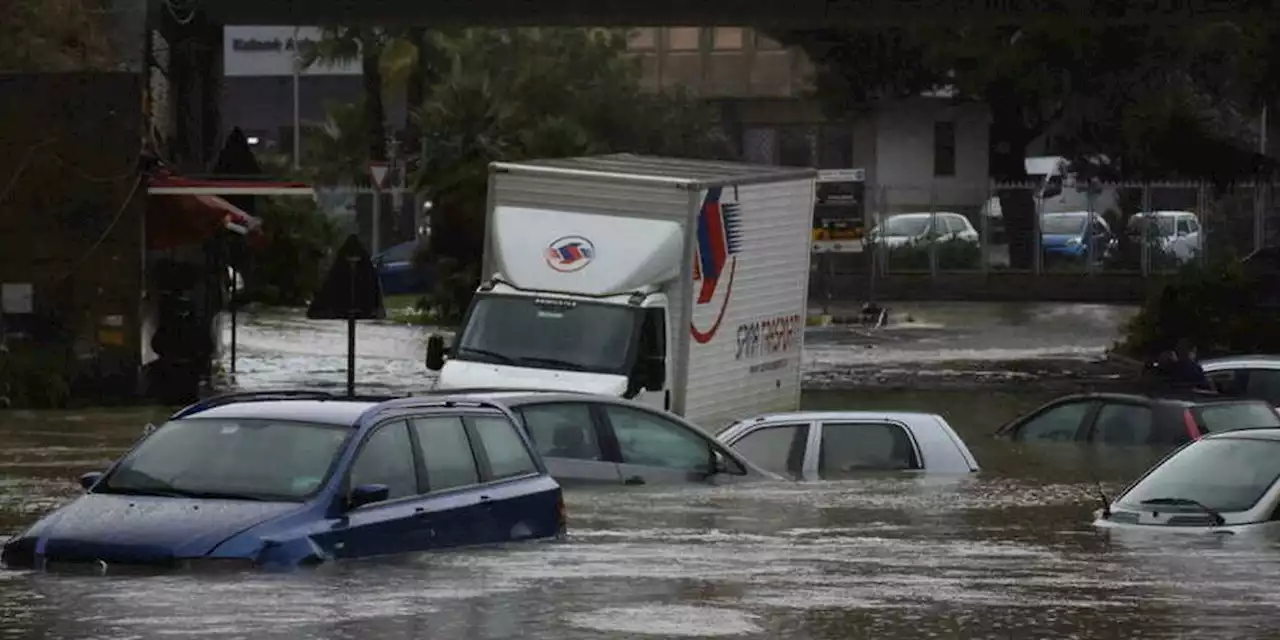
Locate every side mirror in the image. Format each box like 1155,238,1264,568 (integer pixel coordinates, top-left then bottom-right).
643,356,665,392
79,471,103,491
425,334,446,371
348,483,390,510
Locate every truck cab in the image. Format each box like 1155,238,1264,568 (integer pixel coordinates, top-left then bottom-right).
426,282,672,410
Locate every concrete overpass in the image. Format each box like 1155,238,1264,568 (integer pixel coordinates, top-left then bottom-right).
199,0,1273,26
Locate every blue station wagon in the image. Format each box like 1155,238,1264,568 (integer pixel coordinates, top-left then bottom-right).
0,391,565,572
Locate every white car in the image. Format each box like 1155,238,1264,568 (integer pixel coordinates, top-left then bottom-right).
869,212,978,250
717,411,980,479
1094,428,1280,535
1201,356,1280,408
1125,210,1202,263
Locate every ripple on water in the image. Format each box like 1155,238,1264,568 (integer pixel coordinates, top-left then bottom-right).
566,605,761,636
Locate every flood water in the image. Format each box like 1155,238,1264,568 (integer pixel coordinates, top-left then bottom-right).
5,303,1280,639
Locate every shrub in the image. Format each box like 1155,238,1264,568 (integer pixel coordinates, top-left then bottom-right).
241,197,342,307
884,239,983,270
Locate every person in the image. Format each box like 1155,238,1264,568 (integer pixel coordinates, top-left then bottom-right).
1166,338,1211,391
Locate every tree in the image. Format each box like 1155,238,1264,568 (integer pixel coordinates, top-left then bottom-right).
410,28,733,315
0,0,119,71
297,28,393,163
775,23,1280,269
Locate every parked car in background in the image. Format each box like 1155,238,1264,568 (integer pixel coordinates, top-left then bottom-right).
1124,211,1202,264
1094,428,1280,534
373,240,433,296
0,391,565,571
717,411,979,479
1040,211,1115,262
993,392,1280,446
436,390,778,486
1203,356,1280,407
868,212,979,249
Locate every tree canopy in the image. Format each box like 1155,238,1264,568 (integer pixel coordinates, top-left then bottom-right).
0,0,120,72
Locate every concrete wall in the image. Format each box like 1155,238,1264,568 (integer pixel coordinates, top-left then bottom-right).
872,97,990,213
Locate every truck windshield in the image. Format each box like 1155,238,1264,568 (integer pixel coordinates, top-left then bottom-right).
453,294,640,374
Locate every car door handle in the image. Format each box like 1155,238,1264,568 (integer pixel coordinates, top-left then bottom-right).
623,476,645,486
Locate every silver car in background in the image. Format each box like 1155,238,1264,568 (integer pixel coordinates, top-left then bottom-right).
717,411,980,480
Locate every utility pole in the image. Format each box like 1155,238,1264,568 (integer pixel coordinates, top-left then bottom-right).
291,27,302,171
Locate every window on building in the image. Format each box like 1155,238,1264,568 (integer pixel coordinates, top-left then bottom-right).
933,121,956,177
666,27,701,51
628,28,656,50
711,27,744,50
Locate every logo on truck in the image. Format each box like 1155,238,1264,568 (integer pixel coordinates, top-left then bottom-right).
690,186,742,344
545,235,595,272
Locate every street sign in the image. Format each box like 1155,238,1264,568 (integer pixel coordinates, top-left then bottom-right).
368,161,390,189
307,234,386,321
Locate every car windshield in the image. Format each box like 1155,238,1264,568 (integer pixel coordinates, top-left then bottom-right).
880,215,930,237
454,294,640,374
1194,402,1280,433
1118,437,1280,513
1126,215,1176,236
98,419,350,501
1041,213,1088,235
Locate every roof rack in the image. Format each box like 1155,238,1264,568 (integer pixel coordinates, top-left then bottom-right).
356,395,524,424
413,387,597,396
170,389,410,419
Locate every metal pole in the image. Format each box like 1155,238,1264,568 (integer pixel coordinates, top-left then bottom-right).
292,31,302,171
229,275,237,375
346,255,358,398
371,185,382,257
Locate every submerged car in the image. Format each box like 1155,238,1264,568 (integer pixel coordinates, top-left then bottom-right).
0,391,565,572
436,390,778,486
1202,355,1280,407
993,392,1280,446
717,411,980,479
1094,428,1280,534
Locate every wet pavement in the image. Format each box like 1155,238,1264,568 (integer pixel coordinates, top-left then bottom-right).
8,302,1280,639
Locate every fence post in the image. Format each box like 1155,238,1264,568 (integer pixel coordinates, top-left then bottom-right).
980,182,990,276
1140,183,1151,277
1199,181,1210,267
876,184,888,276
1032,183,1043,276
1255,179,1267,253
928,184,939,280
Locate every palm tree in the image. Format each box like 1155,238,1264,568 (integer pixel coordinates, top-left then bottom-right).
297,27,391,163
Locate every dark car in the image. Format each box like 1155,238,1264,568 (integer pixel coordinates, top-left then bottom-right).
1,390,565,572
993,392,1280,446
373,240,433,296
427,389,780,486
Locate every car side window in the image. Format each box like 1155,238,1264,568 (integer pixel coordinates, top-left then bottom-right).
1209,369,1248,396
471,415,539,479
409,416,480,492
1090,403,1153,446
1186,217,1200,233
1244,370,1280,406
519,403,603,461
1176,218,1191,235
729,424,808,477
349,421,418,502
819,422,920,474
1013,401,1093,442
604,405,714,471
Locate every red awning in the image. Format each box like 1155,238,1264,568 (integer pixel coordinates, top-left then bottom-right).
147,193,265,251
147,175,315,196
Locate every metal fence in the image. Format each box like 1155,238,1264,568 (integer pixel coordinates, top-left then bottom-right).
823,180,1280,279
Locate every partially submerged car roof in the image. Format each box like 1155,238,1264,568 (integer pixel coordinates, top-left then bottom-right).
1201,427,1280,441
170,389,539,426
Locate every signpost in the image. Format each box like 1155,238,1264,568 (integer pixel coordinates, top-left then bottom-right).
306,234,386,397
368,161,390,257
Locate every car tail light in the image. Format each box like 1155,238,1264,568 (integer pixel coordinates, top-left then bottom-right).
1184,408,1201,440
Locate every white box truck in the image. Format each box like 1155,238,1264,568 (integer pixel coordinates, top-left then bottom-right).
424,154,817,430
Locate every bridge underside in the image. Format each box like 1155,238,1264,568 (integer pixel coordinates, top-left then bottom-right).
202,0,1271,27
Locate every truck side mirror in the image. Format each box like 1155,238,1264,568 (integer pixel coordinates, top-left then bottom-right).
425,334,446,371
643,356,665,392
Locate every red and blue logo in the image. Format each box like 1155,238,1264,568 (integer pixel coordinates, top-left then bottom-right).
690,187,742,344
546,235,595,272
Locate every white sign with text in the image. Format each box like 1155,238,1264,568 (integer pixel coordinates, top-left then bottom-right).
223,26,361,77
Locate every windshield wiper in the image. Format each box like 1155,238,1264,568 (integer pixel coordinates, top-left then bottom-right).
455,346,517,365
1139,497,1226,526
97,486,190,498
515,356,588,371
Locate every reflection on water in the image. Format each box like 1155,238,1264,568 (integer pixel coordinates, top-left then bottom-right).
3,388,1280,639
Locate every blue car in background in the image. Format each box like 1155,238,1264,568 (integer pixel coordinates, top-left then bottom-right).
0,391,565,572
1040,211,1115,262
373,240,433,296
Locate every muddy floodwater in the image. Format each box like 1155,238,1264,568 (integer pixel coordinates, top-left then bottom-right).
5,302,1280,639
